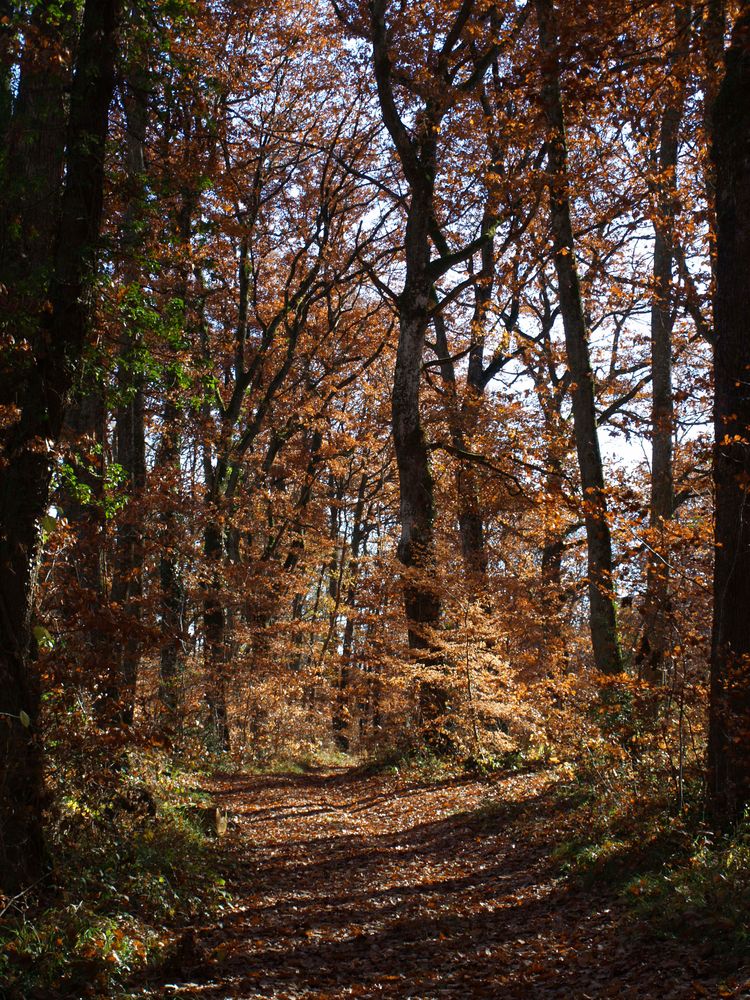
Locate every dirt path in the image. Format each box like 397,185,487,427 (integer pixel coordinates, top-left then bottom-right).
131,767,739,999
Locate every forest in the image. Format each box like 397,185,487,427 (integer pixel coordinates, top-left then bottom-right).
1,0,749,996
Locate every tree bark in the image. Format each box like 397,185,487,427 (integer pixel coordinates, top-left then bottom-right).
203,519,231,752
1,3,71,278
332,473,369,751
708,2,750,826
0,0,121,893
432,304,488,580
159,192,195,715
158,400,185,714
640,2,691,684
369,2,441,656
535,0,623,675
109,70,149,724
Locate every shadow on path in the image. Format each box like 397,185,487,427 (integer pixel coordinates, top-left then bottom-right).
127,767,731,1000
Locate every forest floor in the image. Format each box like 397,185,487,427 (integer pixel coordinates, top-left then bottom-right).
125,764,748,1000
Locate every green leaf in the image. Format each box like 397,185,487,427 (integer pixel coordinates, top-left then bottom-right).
33,626,55,651
19,710,30,728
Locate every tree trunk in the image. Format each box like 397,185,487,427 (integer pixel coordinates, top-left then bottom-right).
0,0,121,893
110,73,148,724
1,3,71,278
393,196,442,656
640,1,690,684
204,520,230,752
708,2,750,827
535,0,622,675
432,306,488,580
159,191,195,715
0,2,15,141
368,1,442,662
158,401,185,714
61,390,108,713
110,378,146,723
332,474,369,751
541,453,566,589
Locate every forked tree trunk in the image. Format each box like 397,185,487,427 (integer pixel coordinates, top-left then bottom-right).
369,2,442,663
708,3,750,826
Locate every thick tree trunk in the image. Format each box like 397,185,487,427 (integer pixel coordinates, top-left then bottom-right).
1,3,70,277
393,198,442,652
369,1,442,662
535,0,622,675
0,2,14,141
0,455,50,892
0,0,120,892
708,3,750,826
640,1,690,684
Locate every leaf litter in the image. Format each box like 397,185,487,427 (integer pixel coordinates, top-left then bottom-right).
124,766,749,1000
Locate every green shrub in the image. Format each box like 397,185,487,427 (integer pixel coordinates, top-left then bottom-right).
0,751,231,998
626,821,750,955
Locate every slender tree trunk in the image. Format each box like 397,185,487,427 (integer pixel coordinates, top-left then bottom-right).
61,391,108,715
158,401,185,714
63,394,107,595
458,232,498,580
111,384,146,723
159,192,195,714
535,0,622,675
641,1,690,684
332,474,368,751
110,73,148,724
204,519,230,752
0,2,15,142
0,0,121,893
541,454,565,589
284,430,323,672
433,307,488,580
708,3,750,826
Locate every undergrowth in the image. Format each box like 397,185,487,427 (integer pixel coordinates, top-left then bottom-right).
0,746,231,999
359,743,464,781
544,676,750,963
248,746,354,776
